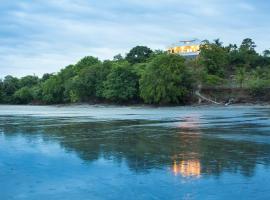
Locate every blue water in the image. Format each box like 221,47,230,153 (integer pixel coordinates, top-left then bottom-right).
0,105,270,200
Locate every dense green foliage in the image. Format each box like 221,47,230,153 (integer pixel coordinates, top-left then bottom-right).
102,62,139,102
1,39,270,105
140,54,193,104
126,46,153,64
200,39,228,77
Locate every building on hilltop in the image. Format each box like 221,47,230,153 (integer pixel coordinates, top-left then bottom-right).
168,39,201,58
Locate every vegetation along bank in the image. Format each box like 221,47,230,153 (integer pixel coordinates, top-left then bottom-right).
1,38,270,105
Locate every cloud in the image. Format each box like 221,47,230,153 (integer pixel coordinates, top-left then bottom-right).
0,0,269,77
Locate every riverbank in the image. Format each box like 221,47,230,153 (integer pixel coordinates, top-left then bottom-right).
1,86,269,107
197,87,270,105
1,99,270,107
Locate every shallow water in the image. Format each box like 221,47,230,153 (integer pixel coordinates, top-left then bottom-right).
0,105,270,200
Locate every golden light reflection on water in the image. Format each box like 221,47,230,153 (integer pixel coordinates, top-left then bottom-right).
172,115,202,178
178,115,201,130
172,160,201,178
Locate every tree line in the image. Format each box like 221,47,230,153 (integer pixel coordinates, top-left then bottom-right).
1,38,270,105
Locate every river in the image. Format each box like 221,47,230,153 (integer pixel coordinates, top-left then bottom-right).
0,105,270,200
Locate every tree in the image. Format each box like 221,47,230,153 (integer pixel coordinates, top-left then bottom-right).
227,44,244,71
102,62,139,102
263,50,270,57
69,61,112,102
58,65,78,102
41,73,53,82
126,46,153,64
19,75,39,88
140,54,193,104
240,38,256,52
236,67,246,88
31,85,43,102
199,40,228,77
73,64,100,101
214,39,223,47
226,44,238,52
95,61,113,98
0,80,3,103
113,54,124,61
13,87,33,104
185,58,206,86
41,76,64,104
58,65,77,81
238,38,259,69
75,56,100,72
63,76,80,103
2,75,20,103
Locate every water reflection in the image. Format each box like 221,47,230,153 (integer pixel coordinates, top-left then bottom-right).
172,116,202,178
1,115,270,177
1,106,270,199
172,160,201,178
178,115,202,130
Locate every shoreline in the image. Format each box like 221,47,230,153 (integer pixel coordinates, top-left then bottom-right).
1,101,270,107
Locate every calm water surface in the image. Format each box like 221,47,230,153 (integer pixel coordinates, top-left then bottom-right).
0,105,270,200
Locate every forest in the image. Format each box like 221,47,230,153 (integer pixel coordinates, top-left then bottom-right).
1,38,270,105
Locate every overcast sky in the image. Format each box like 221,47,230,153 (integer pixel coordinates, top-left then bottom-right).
1,0,270,77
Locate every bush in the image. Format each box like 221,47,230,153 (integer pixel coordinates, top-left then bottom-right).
248,79,270,98
203,74,225,86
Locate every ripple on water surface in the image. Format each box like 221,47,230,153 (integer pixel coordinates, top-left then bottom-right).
0,105,270,200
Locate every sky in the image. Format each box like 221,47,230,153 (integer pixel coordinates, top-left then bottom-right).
1,0,270,78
